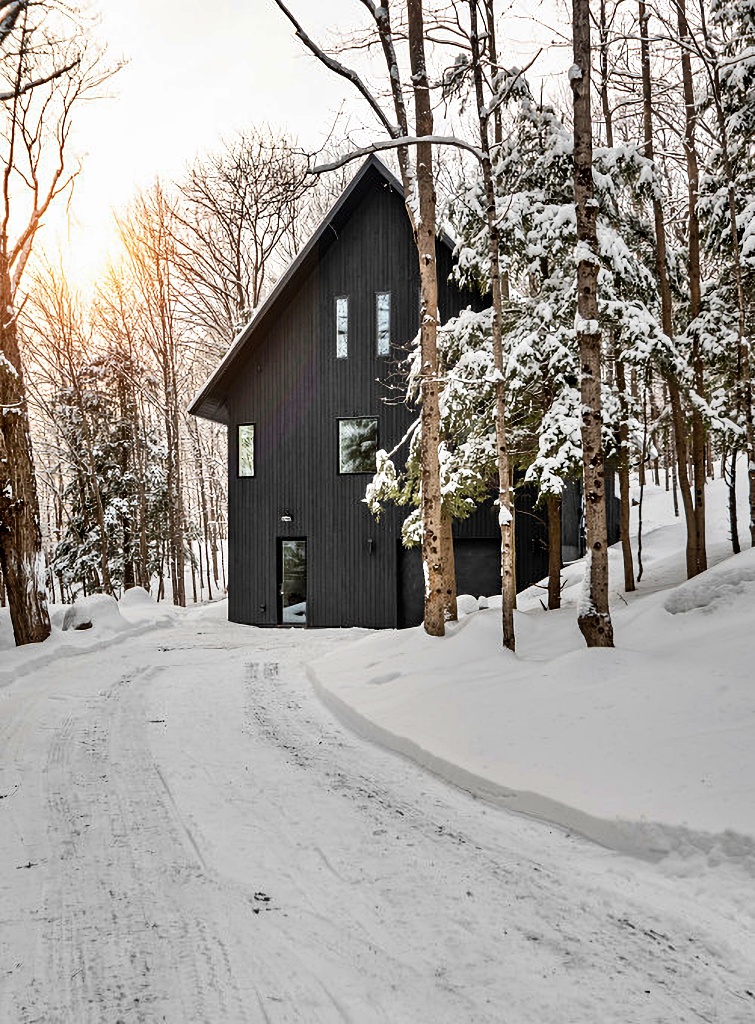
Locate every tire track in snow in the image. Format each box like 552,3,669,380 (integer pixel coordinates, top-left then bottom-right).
234,651,755,1024
22,663,251,1023
3,621,754,1023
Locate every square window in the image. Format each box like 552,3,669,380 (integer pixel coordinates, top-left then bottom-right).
338,417,378,474
336,296,348,358
238,423,255,477
376,291,391,356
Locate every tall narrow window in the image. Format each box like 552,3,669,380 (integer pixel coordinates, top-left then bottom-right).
338,418,378,474
335,296,348,358
238,423,255,477
376,291,391,356
280,539,307,625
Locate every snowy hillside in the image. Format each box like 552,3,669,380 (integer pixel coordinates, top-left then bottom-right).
310,473,755,880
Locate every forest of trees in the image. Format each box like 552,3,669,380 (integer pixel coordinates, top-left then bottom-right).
22,139,319,609
1,0,754,653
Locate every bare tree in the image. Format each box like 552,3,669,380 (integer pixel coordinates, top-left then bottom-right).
118,185,188,606
175,131,312,354
638,0,702,579
676,0,707,571
595,0,635,595
0,1,109,644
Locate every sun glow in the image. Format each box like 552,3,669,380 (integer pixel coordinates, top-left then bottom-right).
28,0,568,298
36,194,121,297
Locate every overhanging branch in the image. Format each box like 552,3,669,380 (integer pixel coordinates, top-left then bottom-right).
274,0,398,140
310,134,485,174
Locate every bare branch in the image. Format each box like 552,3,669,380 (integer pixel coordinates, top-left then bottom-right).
0,56,81,102
369,0,413,195
310,134,484,174
274,0,398,139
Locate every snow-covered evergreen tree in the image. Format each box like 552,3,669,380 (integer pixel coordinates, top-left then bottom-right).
698,0,755,545
369,84,667,559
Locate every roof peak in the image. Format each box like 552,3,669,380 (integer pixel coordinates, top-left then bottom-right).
189,152,457,424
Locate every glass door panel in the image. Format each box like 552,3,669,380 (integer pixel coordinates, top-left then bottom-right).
280,539,307,625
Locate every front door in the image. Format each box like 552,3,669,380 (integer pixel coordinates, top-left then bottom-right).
279,538,307,625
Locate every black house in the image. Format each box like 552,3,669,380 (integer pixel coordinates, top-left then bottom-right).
189,156,568,629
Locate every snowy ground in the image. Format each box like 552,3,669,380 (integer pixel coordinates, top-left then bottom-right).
310,476,755,876
1,475,754,1021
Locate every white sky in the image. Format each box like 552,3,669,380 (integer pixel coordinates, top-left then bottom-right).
40,0,570,288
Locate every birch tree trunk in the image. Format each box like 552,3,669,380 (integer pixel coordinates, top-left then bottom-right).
468,0,516,650
571,0,614,647
407,0,446,636
440,515,457,621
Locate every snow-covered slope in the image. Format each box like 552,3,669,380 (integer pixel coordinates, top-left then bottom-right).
309,473,755,877
2,473,753,874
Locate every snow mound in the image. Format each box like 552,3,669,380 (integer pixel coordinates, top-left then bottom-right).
456,594,479,616
664,548,755,615
61,594,126,633
119,586,178,625
119,585,155,608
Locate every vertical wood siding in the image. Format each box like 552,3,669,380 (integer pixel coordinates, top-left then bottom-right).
227,171,430,628
223,165,583,629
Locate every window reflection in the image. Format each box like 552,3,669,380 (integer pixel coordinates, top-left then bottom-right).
336,296,348,358
338,418,378,474
376,291,390,356
238,423,255,477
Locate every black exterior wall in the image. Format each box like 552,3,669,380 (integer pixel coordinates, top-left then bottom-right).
190,156,620,629
219,158,482,629
561,469,621,564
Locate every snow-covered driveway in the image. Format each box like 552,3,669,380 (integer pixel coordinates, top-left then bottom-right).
1,611,753,1023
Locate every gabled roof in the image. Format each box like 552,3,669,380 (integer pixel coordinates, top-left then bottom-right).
188,155,408,424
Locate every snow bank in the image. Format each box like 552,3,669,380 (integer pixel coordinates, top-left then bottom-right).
118,586,178,625
455,593,479,616
308,474,755,874
119,585,154,609
664,547,755,615
0,591,189,689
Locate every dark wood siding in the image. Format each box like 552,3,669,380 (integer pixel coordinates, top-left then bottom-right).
217,160,599,629
396,490,551,628
226,170,442,628
561,471,621,563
